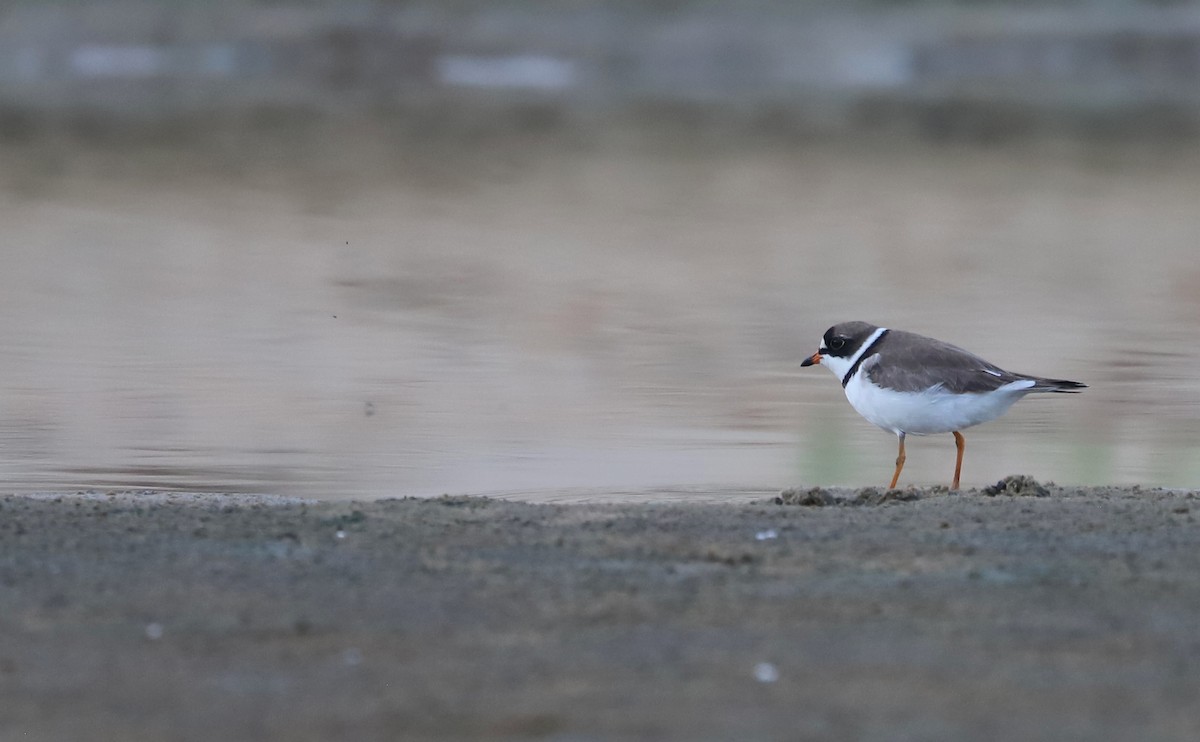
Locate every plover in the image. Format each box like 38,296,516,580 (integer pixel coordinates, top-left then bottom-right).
801,321,1085,490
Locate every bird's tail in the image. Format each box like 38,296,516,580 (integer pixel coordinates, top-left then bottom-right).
1027,376,1087,393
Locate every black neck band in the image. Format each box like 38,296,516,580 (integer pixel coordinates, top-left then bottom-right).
842,329,889,388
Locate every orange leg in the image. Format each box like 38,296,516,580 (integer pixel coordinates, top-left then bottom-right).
951,431,965,491
888,433,906,489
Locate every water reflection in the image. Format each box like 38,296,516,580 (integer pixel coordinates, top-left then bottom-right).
1,131,1198,500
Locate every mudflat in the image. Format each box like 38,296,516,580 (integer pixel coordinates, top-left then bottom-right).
3,481,1200,741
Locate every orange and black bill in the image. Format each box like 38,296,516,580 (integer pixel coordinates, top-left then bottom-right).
800,351,823,367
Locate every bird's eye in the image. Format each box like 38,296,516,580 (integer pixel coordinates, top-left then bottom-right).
829,337,846,350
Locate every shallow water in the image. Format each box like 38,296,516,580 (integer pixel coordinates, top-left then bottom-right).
1,131,1198,499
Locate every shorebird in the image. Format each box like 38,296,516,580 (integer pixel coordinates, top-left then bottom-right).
801,321,1085,490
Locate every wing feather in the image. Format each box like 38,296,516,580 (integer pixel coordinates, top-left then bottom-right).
864,330,1030,394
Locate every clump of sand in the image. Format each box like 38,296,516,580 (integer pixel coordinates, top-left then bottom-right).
775,486,923,507
981,475,1051,497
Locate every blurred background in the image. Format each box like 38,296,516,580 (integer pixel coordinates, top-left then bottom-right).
0,0,1198,499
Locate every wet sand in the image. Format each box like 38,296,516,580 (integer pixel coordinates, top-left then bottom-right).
4,481,1200,740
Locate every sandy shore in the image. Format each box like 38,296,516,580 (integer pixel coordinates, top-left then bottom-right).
3,480,1200,741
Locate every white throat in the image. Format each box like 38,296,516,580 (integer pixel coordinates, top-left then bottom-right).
820,326,889,384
